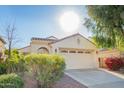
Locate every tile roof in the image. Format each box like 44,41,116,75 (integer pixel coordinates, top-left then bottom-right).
46,36,58,39
31,33,96,46
50,33,96,46
18,45,30,50
31,37,57,41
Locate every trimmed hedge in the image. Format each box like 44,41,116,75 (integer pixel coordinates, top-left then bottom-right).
25,54,65,87
0,73,24,88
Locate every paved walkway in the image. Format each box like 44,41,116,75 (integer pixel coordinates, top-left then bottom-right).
65,69,124,88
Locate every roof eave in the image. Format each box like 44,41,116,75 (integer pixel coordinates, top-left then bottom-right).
50,33,96,47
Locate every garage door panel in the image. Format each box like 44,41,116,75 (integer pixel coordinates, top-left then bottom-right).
61,53,95,69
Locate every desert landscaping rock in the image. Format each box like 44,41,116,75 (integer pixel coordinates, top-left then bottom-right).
52,74,87,88
22,72,87,88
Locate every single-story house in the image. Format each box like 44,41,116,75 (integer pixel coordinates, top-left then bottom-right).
19,33,99,69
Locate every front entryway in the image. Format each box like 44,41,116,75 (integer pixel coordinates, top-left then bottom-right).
65,69,124,88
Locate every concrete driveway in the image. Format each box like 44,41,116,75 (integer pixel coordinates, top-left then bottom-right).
65,69,124,88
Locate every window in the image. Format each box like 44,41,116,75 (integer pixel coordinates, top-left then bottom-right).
69,50,76,53
78,51,83,53
85,51,91,54
60,50,68,53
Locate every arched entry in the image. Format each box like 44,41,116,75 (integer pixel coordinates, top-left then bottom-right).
37,47,49,54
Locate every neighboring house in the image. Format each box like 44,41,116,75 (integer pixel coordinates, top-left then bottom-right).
19,33,99,69
0,36,6,58
98,49,121,58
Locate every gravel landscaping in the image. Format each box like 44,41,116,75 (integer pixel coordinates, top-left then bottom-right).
52,74,87,88
23,72,87,88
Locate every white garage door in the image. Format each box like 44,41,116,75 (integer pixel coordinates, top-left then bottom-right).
60,49,96,69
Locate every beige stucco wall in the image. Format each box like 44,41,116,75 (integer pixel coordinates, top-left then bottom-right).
19,40,53,54
0,40,5,53
30,40,52,53
51,35,96,53
51,34,99,69
18,46,31,54
98,49,120,58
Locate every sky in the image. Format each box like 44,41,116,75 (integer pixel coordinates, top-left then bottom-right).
0,5,91,48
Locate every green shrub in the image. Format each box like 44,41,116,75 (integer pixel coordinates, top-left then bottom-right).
5,49,27,74
0,63,7,75
0,73,24,88
0,59,7,75
25,54,65,87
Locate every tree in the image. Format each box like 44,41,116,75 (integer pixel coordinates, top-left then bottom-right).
2,23,20,58
84,6,124,51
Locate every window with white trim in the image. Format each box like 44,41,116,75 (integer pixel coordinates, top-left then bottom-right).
69,50,76,53
78,51,83,53
85,51,91,54
60,50,68,53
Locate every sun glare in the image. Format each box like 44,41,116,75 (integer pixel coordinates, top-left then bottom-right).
59,11,80,33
